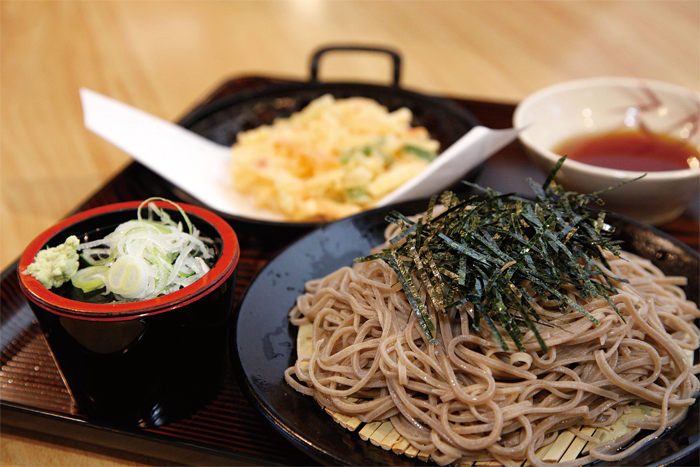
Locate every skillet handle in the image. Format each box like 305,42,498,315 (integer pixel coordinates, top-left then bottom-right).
310,45,402,87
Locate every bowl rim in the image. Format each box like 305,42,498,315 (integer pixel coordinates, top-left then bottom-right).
513,76,700,182
18,200,240,320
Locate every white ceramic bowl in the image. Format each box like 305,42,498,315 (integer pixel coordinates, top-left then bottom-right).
513,77,700,225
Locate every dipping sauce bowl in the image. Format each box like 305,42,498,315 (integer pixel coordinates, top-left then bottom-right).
514,77,700,225
17,201,239,427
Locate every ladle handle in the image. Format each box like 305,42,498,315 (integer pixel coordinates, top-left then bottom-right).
310,45,402,87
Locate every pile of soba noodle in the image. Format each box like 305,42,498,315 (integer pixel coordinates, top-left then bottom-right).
285,205,700,466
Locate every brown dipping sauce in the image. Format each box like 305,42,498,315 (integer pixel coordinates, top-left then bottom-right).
553,129,699,172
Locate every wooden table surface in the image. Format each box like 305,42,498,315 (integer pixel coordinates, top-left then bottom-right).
1,1,699,465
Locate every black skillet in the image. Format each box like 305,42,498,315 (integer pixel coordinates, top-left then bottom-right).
174,45,481,234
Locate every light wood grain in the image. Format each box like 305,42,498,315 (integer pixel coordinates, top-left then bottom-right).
1,1,698,465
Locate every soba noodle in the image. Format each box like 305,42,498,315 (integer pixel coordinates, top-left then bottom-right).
285,229,700,466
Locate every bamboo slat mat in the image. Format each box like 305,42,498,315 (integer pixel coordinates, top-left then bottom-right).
296,322,690,466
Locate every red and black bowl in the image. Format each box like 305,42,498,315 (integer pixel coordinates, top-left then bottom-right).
17,201,240,427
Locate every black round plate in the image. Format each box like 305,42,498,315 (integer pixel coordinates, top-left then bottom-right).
231,199,700,466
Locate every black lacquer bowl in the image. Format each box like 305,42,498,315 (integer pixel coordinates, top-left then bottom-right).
233,198,700,466
18,201,240,428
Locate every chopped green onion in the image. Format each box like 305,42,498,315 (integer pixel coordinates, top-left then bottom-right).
71,265,108,293
106,255,149,299
73,198,213,302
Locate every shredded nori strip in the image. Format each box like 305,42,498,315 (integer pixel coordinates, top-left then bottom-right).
355,156,628,351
